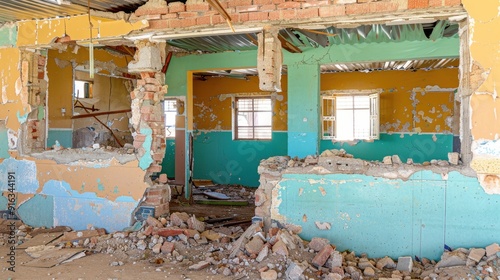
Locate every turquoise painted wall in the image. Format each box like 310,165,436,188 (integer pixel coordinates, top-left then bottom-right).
320,133,453,163
0,24,17,46
0,127,9,159
193,131,287,187
47,129,73,148
17,194,54,228
160,139,176,178
276,170,498,260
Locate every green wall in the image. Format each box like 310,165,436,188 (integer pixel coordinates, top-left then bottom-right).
192,131,287,187
47,129,73,148
320,133,453,163
160,139,176,179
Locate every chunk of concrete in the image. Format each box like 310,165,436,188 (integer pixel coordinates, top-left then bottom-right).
396,256,413,272
468,248,485,262
486,243,500,257
376,256,396,269
326,250,343,268
285,261,305,280
448,152,460,165
245,236,265,255
383,156,392,164
261,269,278,280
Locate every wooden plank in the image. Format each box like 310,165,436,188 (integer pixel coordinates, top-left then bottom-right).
194,199,249,206
71,108,131,119
17,232,64,249
22,248,86,268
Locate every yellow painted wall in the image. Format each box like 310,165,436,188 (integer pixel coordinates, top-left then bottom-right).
47,45,132,129
321,68,458,133
462,1,500,140
17,16,148,47
193,75,288,131
0,48,26,131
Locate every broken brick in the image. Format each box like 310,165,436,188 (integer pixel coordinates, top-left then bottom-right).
155,228,184,237
312,244,334,267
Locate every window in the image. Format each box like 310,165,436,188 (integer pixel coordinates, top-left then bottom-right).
234,97,272,140
164,99,177,138
322,93,379,141
74,80,93,98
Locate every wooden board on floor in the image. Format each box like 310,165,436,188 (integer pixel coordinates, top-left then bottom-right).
17,232,64,249
22,248,86,268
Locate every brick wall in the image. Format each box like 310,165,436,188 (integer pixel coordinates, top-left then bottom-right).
135,0,462,30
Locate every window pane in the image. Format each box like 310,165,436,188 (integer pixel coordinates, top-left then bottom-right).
336,96,353,109
164,100,177,138
254,98,272,111
238,127,253,139
336,109,354,140
254,126,271,139
254,111,272,126
237,99,253,111
354,109,370,139
354,95,369,109
238,112,253,126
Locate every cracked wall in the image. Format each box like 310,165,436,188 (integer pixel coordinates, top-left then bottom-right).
462,0,500,194
0,15,164,232
256,155,497,260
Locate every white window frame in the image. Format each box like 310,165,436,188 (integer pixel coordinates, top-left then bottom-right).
163,99,177,138
321,91,380,141
233,96,273,140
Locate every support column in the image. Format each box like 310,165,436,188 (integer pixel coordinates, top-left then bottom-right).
287,64,320,158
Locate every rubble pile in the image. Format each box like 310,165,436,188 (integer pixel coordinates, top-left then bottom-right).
2,215,500,279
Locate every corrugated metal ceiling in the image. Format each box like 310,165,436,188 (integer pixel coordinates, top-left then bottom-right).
195,58,459,78
0,0,147,23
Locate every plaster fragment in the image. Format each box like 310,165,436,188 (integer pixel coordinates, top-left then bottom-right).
314,221,331,230
298,188,303,196
477,174,500,195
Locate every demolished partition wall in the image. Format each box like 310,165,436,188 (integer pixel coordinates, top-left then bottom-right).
0,17,161,232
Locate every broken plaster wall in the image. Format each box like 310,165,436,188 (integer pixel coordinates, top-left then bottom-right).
320,68,458,163
256,155,497,261
461,1,500,194
0,15,162,232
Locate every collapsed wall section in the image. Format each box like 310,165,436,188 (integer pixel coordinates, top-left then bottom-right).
255,152,500,259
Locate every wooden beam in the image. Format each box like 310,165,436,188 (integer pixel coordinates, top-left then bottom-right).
278,33,302,53
71,109,131,119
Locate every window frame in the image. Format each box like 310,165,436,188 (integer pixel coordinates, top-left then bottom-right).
163,99,177,139
233,96,273,140
321,91,380,141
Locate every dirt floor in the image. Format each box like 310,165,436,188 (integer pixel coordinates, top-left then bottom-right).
0,245,232,279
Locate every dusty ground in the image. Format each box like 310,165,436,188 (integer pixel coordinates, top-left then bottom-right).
0,245,232,279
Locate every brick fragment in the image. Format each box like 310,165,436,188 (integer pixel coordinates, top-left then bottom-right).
168,2,186,13
312,245,334,267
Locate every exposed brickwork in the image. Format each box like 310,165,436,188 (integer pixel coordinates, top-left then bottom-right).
137,0,460,30
408,0,429,9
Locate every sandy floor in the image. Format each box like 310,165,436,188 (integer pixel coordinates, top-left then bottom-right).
0,245,234,280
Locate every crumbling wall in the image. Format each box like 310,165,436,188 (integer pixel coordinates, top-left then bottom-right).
461,1,500,194
255,153,499,260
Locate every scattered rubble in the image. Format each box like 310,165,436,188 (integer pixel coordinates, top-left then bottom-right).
2,214,500,279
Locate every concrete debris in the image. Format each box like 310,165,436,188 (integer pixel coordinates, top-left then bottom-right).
2,217,500,279
396,256,413,272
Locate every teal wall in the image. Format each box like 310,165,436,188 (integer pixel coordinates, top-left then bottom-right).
193,131,287,187
47,129,73,148
277,170,499,260
320,133,453,163
0,24,17,46
160,139,176,178
0,127,9,159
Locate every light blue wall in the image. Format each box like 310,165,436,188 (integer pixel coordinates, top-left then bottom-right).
0,158,140,232
320,133,454,163
193,131,287,187
276,170,498,260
